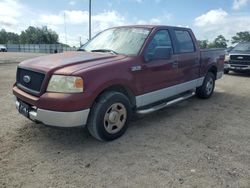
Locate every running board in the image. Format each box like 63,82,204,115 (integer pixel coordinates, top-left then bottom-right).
136,92,195,115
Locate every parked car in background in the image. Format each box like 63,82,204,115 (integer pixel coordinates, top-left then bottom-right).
0,44,7,52
224,42,250,74
13,25,225,141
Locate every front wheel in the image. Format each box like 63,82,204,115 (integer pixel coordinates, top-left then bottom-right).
224,69,229,74
196,72,215,99
87,91,132,141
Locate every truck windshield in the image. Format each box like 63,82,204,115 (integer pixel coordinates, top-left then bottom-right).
232,42,250,52
80,27,151,56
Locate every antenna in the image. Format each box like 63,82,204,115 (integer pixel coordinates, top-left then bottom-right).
89,0,92,40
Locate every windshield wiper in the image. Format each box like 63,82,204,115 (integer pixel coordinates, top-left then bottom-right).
91,49,118,54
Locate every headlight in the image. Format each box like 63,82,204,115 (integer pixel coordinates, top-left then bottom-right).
225,54,230,62
47,75,84,93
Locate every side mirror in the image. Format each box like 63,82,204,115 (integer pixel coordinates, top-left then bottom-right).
145,46,172,62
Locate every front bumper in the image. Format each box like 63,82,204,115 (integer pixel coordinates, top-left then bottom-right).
225,63,250,71
15,99,90,127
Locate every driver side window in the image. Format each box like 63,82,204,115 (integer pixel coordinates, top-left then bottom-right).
146,30,173,56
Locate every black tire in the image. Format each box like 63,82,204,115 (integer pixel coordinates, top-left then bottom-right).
87,91,132,141
224,69,229,74
196,72,215,99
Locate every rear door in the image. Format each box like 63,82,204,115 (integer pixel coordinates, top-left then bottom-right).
172,29,200,84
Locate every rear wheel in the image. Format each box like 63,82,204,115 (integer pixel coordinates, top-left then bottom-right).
196,72,215,99
87,91,132,141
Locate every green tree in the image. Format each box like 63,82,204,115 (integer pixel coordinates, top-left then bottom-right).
208,35,228,48
0,29,19,44
231,31,250,44
6,32,19,44
0,29,7,44
20,26,58,44
198,40,209,49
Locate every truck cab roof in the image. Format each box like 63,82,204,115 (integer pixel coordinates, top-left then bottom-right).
111,25,191,30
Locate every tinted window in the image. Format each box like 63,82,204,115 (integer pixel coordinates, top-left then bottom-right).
174,30,195,53
146,30,173,55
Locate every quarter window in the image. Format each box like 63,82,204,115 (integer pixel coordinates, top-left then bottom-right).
174,30,195,53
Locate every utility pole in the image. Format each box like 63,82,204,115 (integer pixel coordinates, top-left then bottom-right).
64,12,68,44
89,0,92,40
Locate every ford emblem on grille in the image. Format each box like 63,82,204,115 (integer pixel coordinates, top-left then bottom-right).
237,56,244,60
23,75,31,83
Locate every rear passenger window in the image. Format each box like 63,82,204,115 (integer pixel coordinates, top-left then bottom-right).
146,30,173,55
174,30,195,53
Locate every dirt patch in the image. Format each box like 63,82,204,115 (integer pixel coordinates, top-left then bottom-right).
0,52,46,64
0,64,250,187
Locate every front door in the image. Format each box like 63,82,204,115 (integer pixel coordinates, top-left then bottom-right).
136,29,179,107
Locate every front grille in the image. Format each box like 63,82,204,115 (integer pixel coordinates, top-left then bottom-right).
16,68,45,95
230,55,250,61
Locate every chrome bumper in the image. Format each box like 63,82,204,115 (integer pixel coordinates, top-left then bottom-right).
225,64,250,70
15,99,90,127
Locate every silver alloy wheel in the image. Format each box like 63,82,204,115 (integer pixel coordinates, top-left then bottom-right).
206,77,214,95
103,103,127,134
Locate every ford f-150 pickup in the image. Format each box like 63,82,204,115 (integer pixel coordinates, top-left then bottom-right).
13,25,225,141
224,42,250,74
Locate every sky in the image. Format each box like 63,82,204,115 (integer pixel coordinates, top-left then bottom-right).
0,0,250,46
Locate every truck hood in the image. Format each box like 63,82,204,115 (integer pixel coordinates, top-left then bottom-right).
18,51,126,74
230,51,250,55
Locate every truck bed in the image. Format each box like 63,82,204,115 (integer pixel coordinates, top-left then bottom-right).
200,48,225,78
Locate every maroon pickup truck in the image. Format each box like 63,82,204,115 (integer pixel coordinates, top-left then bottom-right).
13,25,225,141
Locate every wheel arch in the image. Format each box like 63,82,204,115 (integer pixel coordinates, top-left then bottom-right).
94,84,136,108
208,65,217,79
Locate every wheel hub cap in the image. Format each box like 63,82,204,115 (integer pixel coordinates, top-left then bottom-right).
108,111,119,123
206,78,214,95
104,103,127,134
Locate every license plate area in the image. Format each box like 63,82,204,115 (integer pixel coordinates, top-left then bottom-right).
18,100,31,118
231,66,245,70
234,67,242,70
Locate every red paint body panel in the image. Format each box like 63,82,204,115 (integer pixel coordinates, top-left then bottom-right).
13,86,39,106
13,86,94,111
18,52,121,73
13,25,225,112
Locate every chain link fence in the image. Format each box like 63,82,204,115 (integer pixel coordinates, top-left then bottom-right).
1,44,77,53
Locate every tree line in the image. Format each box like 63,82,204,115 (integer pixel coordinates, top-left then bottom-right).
0,26,59,44
198,31,250,49
1,25,250,49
